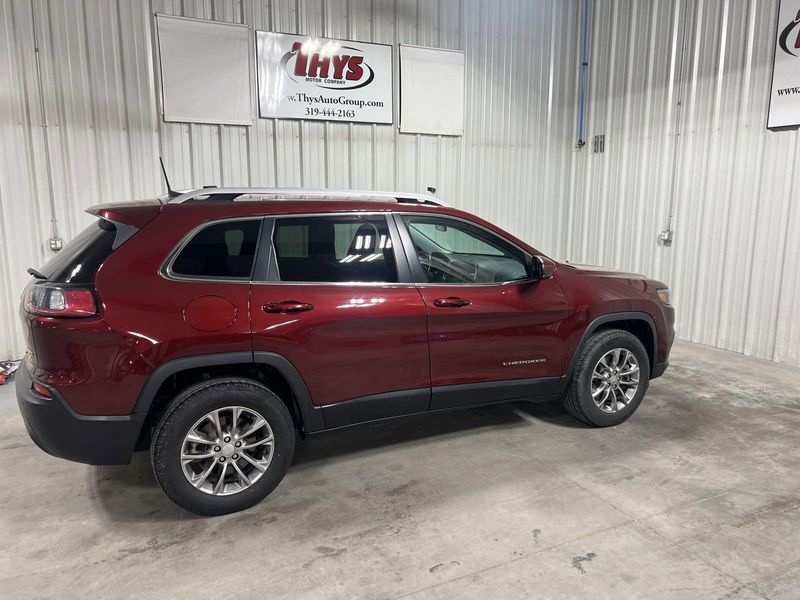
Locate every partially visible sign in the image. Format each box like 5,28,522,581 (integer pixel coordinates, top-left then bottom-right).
256,32,393,124
769,1,800,129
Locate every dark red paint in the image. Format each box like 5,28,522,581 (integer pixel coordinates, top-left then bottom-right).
184,296,238,332
20,198,675,419
418,279,570,386
251,283,430,406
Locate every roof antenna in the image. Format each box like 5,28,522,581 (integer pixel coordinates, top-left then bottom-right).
159,157,180,198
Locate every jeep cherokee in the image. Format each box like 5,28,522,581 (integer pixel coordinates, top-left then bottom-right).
17,188,674,515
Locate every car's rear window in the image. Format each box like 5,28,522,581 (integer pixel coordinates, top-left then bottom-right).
39,219,117,283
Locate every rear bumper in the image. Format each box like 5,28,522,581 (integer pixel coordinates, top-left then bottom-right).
16,361,143,465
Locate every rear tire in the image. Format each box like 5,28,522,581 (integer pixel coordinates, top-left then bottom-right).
151,378,295,516
562,329,650,427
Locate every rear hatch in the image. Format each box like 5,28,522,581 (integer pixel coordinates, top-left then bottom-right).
21,201,161,369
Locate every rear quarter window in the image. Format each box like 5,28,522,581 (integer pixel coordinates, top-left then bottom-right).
169,219,261,279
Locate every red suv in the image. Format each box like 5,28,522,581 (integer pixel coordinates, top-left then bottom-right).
17,188,674,515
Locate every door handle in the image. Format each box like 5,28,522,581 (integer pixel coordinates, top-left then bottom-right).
263,301,314,314
432,297,471,308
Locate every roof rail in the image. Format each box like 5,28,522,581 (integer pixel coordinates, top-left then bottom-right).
168,187,450,207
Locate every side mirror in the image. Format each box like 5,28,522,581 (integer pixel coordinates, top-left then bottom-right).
525,255,555,281
525,254,541,279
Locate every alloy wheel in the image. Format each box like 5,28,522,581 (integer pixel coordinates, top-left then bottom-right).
590,348,640,413
180,406,274,496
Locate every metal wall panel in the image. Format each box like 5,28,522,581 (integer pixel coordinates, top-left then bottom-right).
564,0,800,367
1,0,798,371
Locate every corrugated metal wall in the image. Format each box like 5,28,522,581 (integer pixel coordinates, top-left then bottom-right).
564,0,800,368
1,0,798,369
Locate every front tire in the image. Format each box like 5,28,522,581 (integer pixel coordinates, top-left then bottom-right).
151,378,295,516
562,329,650,427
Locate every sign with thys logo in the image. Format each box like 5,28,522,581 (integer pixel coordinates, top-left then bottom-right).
769,2,800,128
256,32,393,124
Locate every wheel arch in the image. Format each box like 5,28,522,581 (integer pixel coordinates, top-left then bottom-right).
133,352,325,450
565,312,657,381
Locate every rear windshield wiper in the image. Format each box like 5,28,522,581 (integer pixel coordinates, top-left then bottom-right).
27,267,47,280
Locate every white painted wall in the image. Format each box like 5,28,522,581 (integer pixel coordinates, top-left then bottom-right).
1,0,799,370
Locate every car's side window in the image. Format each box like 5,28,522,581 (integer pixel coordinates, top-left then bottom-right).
401,215,528,284
170,219,262,279
272,215,398,283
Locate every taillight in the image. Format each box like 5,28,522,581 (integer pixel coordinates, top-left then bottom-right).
24,283,97,317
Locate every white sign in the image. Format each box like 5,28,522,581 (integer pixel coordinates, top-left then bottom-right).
400,45,465,136
769,1,800,129
156,15,252,125
256,32,393,124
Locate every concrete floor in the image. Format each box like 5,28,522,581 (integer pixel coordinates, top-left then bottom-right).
1,340,800,599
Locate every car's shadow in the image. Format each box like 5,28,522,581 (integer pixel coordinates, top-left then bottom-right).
88,399,583,522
